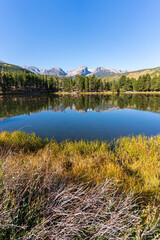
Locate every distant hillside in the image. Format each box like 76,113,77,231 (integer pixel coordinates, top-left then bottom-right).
0,61,31,73
104,66,160,81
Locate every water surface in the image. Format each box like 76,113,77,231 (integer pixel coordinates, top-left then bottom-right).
0,94,160,141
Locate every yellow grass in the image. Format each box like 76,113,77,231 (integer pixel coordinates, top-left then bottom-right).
0,131,159,199
0,131,160,239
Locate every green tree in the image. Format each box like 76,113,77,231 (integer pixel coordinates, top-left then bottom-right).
124,77,133,91
84,76,89,92
118,75,126,90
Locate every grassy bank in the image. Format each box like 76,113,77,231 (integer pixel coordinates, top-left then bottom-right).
0,131,159,239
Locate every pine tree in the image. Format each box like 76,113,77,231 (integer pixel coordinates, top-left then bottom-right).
84,76,89,92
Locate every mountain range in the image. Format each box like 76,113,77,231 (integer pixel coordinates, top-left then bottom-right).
1,60,160,79
22,65,128,77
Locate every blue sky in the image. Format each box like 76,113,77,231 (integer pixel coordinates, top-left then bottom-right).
0,0,160,71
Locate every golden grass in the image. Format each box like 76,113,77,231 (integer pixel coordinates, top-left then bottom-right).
0,131,160,239
0,131,159,199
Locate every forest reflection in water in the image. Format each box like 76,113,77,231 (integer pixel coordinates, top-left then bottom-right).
0,94,160,118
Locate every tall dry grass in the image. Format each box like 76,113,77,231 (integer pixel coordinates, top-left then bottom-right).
0,131,159,239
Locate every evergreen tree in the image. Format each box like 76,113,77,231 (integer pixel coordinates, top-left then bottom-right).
124,77,133,91
104,81,111,91
111,80,117,92
118,75,126,90
84,76,89,92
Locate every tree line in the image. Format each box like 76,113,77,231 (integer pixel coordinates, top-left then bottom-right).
0,70,160,93
112,74,160,92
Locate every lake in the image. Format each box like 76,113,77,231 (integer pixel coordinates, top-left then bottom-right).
0,94,160,142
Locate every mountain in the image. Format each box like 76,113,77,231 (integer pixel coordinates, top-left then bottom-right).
22,66,45,75
22,65,128,77
22,66,66,77
66,66,90,77
45,67,67,76
0,61,32,73
88,67,127,77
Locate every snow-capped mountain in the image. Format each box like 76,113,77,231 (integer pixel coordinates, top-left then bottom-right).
22,65,128,77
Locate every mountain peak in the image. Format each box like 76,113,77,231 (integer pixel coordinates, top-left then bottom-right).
66,66,90,77
46,67,66,76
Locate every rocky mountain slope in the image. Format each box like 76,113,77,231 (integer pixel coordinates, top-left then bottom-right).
22,66,67,76
88,67,127,77
22,65,128,77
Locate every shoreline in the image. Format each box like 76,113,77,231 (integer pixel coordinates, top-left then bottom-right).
54,91,160,95
0,91,160,96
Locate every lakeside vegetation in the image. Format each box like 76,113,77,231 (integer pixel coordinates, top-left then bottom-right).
0,131,159,239
0,70,160,94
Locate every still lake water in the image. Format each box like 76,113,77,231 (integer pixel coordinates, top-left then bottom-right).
0,94,160,142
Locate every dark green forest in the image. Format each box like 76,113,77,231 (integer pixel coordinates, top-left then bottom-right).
0,70,160,93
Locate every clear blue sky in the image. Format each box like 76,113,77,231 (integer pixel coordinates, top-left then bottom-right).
0,0,160,71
